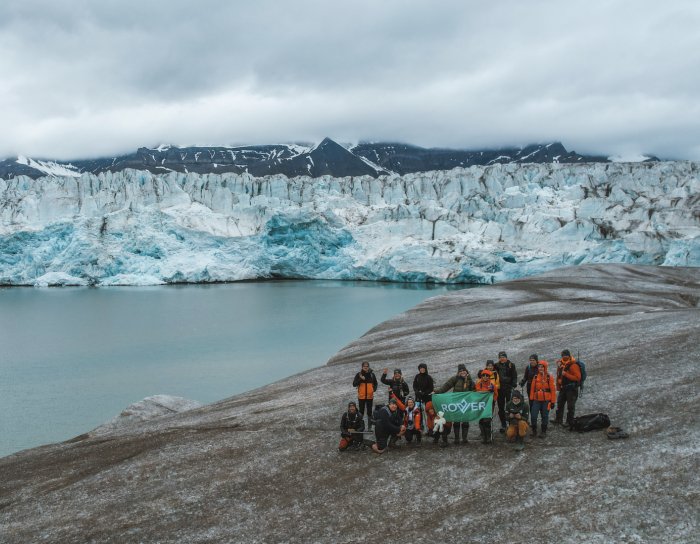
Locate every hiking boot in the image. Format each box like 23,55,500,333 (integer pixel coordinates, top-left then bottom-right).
531,426,537,438
461,437,468,445
499,425,506,434
539,430,546,439
371,443,384,454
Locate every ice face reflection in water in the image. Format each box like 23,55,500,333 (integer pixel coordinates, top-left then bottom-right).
0,280,470,456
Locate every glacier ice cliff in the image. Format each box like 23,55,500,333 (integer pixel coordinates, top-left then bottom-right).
0,161,698,286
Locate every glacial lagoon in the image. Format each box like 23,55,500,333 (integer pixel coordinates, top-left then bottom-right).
0,280,468,457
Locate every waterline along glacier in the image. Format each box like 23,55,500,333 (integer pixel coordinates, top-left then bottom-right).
0,161,698,286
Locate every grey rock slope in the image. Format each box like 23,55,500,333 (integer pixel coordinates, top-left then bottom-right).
1,264,698,543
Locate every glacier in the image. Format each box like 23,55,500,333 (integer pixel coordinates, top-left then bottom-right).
0,161,698,286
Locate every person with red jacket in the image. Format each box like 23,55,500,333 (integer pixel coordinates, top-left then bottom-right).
475,369,497,444
555,349,583,428
529,359,556,438
425,400,451,447
391,394,423,444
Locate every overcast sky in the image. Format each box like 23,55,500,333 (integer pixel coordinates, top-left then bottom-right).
1,0,698,160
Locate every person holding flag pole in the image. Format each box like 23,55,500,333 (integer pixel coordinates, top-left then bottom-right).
475,369,498,444
433,364,475,444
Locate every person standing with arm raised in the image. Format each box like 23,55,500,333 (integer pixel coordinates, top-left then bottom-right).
380,367,409,404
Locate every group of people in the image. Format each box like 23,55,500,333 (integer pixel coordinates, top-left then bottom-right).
339,350,585,454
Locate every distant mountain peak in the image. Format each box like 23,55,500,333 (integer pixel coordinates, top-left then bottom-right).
0,140,635,180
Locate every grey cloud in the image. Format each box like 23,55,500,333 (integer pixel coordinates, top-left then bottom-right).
0,0,698,160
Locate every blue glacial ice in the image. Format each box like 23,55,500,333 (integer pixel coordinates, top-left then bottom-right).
0,161,698,286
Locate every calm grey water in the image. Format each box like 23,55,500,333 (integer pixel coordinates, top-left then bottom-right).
0,281,467,457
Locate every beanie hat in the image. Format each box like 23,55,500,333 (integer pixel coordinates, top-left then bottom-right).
512,390,523,399
486,359,494,366
418,363,427,371
561,349,571,357
481,369,493,377
388,398,398,405
498,351,507,358
457,363,467,372
393,368,402,375
529,354,538,362
348,401,357,409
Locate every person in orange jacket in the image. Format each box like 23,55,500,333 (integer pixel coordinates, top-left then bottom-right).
478,359,500,390
391,394,423,445
505,390,530,446
555,349,583,428
529,359,556,438
425,400,451,447
352,361,378,429
475,369,497,444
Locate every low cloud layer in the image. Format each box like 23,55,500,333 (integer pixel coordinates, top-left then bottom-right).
1,0,698,160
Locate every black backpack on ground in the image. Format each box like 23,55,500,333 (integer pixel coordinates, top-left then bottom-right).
570,413,611,432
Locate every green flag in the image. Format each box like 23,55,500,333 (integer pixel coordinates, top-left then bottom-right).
431,392,493,422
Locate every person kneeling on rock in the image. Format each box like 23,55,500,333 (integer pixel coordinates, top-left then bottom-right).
506,390,530,446
339,401,365,451
372,398,406,454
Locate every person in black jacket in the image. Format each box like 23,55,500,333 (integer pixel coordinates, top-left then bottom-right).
352,361,378,429
339,401,366,451
519,354,540,408
495,351,518,433
412,363,434,405
371,398,405,454
380,368,410,404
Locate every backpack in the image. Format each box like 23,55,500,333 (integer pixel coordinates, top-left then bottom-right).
577,359,587,388
370,404,386,425
570,412,610,432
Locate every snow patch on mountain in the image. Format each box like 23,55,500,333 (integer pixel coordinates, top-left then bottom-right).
16,156,81,178
0,162,698,286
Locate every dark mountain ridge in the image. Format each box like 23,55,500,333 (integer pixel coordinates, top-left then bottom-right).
0,139,657,180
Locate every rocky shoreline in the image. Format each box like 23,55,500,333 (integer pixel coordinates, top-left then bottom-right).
1,264,698,543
